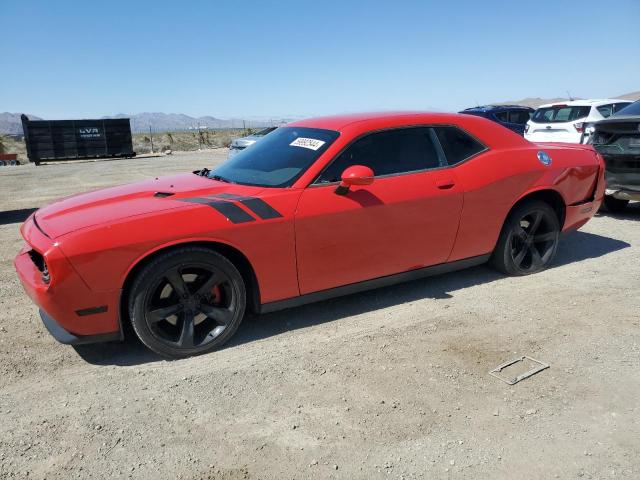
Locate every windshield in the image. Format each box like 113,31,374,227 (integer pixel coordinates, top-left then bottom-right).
531,105,591,123
209,127,339,187
614,100,640,116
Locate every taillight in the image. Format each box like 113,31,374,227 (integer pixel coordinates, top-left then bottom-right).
573,122,584,133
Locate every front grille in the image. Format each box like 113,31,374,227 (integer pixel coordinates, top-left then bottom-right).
28,249,50,284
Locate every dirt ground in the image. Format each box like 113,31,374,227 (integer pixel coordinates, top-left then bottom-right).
0,151,638,479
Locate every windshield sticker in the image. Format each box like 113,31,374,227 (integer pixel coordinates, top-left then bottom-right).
290,137,326,151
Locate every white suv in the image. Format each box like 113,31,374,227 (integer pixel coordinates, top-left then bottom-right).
524,99,632,144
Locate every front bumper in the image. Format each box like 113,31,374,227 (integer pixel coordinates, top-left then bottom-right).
40,309,122,345
14,215,123,344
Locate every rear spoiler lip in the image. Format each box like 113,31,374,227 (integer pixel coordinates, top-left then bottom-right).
533,141,595,152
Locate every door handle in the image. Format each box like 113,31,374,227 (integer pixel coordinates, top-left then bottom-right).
436,178,456,190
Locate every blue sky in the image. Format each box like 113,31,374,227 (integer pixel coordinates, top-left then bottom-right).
1,0,639,119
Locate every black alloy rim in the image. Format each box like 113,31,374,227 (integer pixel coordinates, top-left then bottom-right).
145,265,236,349
509,209,558,272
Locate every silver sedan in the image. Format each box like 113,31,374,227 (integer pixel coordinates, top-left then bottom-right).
228,127,277,158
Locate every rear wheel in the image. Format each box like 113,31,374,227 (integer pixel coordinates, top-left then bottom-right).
602,195,629,213
128,247,246,358
491,200,560,276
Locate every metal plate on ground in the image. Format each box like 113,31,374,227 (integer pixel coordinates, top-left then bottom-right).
489,356,549,385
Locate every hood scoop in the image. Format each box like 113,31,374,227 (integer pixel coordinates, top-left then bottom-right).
154,191,175,198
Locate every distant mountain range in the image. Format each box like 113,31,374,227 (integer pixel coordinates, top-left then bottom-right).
0,112,293,135
106,112,290,133
0,112,42,135
2,91,638,135
493,91,640,108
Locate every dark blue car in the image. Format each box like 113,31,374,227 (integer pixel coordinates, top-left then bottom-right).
459,105,534,136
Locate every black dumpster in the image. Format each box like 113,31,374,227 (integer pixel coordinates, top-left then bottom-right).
21,115,135,165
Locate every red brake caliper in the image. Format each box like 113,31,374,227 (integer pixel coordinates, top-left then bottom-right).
210,285,222,304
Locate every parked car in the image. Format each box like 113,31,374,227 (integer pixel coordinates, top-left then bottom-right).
460,105,533,135
588,100,640,212
15,112,605,358
580,101,635,144
227,126,277,158
0,154,20,166
525,99,632,144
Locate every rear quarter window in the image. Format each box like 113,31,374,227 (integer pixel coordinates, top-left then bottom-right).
597,104,615,118
434,126,486,165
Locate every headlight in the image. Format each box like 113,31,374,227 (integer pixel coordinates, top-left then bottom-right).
28,249,50,284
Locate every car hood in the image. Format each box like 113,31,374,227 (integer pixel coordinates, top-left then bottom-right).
35,173,266,238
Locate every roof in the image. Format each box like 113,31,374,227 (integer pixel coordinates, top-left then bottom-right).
537,98,631,108
288,111,475,131
461,105,533,113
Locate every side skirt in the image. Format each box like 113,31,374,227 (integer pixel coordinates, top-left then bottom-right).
259,254,491,314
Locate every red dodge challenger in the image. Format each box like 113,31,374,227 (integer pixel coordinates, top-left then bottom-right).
15,112,605,358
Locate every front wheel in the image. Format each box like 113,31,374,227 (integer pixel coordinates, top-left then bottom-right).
128,247,246,358
490,200,560,276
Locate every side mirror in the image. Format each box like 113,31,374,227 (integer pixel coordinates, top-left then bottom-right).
335,165,374,195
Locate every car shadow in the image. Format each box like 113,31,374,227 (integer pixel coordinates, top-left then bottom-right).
72,324,164,366
0,208,38,226
74,229,630,366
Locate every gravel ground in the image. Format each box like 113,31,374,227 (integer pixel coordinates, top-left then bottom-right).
0,151,638,479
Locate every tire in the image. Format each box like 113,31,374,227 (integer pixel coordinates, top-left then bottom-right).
602,195,629,213
128,247,246,358
490,200,560,276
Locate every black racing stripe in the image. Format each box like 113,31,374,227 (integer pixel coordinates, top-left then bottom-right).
76,305,108,316
182,198,256,224
213,193,283,220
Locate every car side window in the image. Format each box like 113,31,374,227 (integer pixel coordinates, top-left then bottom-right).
597,104,615,118
434,126,486,166
494,111,509,122
315,127,444,183
509,110,531,124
